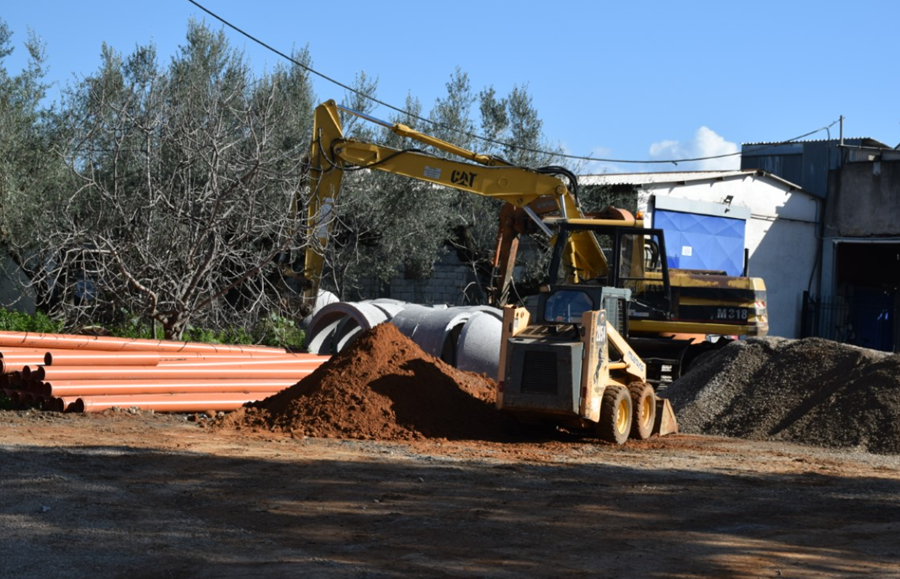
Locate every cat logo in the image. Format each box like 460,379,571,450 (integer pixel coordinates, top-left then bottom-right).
450,170,477,188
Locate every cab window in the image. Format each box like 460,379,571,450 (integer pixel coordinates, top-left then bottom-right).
544,290,595,323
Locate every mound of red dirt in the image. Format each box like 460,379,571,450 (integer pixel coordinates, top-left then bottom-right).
217,323,511,441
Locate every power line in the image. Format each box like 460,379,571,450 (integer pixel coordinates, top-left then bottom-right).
186,0,839,166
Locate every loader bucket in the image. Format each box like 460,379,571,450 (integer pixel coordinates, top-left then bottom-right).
653,397,679,437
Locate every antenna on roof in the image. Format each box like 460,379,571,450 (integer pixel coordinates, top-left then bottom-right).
839,115,844,147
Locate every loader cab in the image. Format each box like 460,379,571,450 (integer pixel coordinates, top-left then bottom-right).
542,289,595,324
537,285,631,337
548,222,672,325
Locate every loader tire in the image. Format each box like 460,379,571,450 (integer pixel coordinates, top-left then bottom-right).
628,382,657,440
597,385,632,445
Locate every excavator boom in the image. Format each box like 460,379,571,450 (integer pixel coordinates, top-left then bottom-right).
302,100,607,307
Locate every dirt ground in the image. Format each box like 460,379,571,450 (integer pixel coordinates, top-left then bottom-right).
2,409,899,579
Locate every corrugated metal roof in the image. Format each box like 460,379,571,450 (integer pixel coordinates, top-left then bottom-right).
742,137,889,148
738,138,891,197
579,169,810,195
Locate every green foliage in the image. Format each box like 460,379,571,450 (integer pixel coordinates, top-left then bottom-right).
97,310,303,348
478,83,561,167
0,15,566,333
253,314,305,350
0,307,63,333
0,17,69,294
14,19,319,340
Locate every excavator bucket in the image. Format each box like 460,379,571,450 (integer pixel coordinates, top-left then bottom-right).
653,397,679,437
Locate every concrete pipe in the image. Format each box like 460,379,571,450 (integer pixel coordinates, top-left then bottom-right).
306,300,411,355
455,311,503,380
298,290,341,331
305,302,360,355
331,301,395,353
391,306,482,364
386,304,437,342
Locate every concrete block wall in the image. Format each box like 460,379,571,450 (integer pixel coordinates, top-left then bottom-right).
389,265,468,304
355,250,480,306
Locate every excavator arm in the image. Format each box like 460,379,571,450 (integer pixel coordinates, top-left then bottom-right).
301,100,607,308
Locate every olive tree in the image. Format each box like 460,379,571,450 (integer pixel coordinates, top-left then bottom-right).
33,21,316,339
0,19,69,310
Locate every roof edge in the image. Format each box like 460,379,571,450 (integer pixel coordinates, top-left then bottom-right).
579,169,815,198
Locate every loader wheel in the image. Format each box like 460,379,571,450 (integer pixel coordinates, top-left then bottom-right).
597,386,632,445
628,382,657,440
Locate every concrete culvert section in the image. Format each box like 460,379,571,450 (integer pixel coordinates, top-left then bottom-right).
298,290,340,331
394,307,485,363
330,302,393,353
456,311,502,379
386,304,445,343
304,306,351,355
303,301,505,379
665,336,900,454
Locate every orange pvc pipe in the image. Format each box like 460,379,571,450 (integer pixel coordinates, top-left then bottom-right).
1,360,44,374
7,389,23,406
0,348,53,358
158,356,328,368
44,378,298,397
74,391,281,413
2,347,291,359
155,350,299,360
0,330,289,355
19,391,40,407
159,353,326,363
0,353,53,360
35,365,319,381
55,396,80,412
43,352,161,366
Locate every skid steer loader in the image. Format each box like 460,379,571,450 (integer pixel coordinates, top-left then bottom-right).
497,283,678,444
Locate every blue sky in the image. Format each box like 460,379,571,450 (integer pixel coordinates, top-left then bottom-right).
4,1,899,174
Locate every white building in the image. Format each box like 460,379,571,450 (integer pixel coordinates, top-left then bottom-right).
581,169,818,338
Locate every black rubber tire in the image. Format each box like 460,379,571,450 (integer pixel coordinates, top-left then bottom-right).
628,381,657,440
597,385,632,445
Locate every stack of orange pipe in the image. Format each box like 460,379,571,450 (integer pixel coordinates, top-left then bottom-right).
0,330,327,413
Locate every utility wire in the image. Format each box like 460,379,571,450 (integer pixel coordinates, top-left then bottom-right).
186,0,840,166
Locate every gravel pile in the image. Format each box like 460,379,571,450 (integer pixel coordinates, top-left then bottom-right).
666,337,900,454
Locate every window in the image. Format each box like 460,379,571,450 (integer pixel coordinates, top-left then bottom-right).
544,290,595,323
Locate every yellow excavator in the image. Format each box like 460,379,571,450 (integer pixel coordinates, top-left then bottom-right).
299,100,767,389
300,102,685,442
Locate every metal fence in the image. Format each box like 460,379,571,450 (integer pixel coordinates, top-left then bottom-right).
801,291,896,352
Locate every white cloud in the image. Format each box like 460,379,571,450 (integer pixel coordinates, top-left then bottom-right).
578,127,739,176
648,127,739,171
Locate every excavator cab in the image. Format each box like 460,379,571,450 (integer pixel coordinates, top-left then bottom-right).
547,221,673,322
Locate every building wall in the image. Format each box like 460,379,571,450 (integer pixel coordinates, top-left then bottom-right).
741,139,874,199
356,249,480,306
637,176,819,338
825,160,900,237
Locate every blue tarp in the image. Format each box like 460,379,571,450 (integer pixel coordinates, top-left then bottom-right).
654,210,746,276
